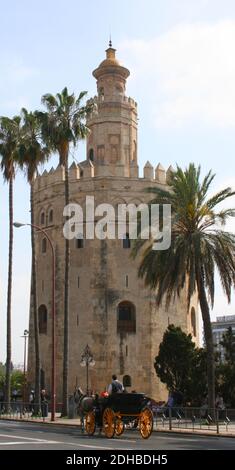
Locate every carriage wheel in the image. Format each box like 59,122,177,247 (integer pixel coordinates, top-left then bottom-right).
115,418,124,436
85,411,96,436
139,408,153,439
102,408,115,438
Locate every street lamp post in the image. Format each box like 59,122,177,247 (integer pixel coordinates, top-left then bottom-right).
80,344,95,395
14,222,56,421
21,329,29,405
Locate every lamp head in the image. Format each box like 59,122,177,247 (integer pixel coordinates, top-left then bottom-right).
13,222,25,228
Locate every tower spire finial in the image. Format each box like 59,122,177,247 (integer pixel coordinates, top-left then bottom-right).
109,34,112,48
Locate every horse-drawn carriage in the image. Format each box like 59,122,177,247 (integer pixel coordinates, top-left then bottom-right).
84,392,153,439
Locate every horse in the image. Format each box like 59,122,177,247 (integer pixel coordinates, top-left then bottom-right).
73,387,94,431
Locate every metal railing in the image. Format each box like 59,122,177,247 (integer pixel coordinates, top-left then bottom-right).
0,402,49,421
1,401,235,435
153,406,234,434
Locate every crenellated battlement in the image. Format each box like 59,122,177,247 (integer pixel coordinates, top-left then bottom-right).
86,94,137,110
33,161,173,191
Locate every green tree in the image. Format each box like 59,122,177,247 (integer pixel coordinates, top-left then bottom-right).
0,363,5,392
219,326,235,364
217,327,235,406
188,347,208,406
39,88,93,415
11,369,24,394
217,364,235,407
17,108,50,410
0,116,21,406
133,163,235,409
0,366,24,398
154,325,207,405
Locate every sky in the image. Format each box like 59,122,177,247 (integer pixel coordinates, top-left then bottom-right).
1,0,235,364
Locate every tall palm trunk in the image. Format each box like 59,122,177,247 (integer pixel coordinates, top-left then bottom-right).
30,183,41,411
62,158,70,416
196,266,215,410
5,177,13,406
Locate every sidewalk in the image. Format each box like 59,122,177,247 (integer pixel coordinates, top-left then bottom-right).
1,413,235,438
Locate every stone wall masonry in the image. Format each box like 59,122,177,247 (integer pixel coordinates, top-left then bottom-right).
28,167,199,401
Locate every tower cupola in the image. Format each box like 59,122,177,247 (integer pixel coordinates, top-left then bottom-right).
92,45,130,102
86,44,138,176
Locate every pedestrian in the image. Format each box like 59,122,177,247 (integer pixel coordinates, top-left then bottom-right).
216,394,225,419
166,390,174,408
29,390,35,412
40,389,48,418
41,389,47,401
107,374,124,394
216,394,225,410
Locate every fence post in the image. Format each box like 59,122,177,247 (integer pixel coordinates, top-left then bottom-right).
216,409,219,435
169,407,172,430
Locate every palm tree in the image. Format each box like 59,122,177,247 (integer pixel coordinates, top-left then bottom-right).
0,116,21,406
17,108,50,411
39,87,93,415
133,163,235,409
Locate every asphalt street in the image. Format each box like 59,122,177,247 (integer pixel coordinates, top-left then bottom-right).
0,420,234,450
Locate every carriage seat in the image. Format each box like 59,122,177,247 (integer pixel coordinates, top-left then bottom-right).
103,393,148,414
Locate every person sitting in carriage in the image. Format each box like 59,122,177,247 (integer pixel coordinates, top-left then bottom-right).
107,374,124,394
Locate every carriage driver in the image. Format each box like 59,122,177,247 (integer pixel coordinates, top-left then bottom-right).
107,374,124,394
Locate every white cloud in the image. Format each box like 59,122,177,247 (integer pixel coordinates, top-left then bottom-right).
119,20,235,129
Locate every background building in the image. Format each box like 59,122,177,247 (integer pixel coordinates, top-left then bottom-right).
28,45,199,401
211,315,235,362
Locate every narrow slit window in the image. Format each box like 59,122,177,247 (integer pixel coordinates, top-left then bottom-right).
40,212,45,225
123,233,131,249
76,238,84,249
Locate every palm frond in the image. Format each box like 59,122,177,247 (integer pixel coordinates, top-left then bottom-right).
133,163,235,310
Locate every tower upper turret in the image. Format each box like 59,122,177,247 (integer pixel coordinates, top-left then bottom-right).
86,44,138,177
92,46,130,102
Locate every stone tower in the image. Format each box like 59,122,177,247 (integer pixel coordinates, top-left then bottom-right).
27,45,199,402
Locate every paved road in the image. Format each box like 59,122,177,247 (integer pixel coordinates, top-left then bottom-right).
0,420,234,450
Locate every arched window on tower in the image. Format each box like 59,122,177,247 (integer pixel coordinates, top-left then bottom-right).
191,307,196,337
38,305,47,334
40,211,45,225
133,140,137,161
123,233,131,249
99,87,104,100
123,375,132,388
117,301,136,334
89,148,94,161
115,84,123,97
